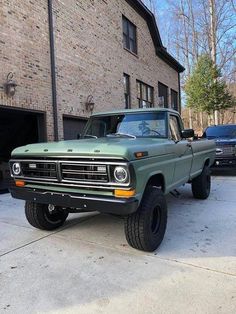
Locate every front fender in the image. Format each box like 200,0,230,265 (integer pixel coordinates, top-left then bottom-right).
131,155,174,201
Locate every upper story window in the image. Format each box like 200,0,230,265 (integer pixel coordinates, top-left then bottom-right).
137,80,154,108
171,89,178,111
158,82,169,108
123,73,131,109
122,16,137,54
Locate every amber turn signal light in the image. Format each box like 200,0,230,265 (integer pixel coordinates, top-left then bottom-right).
134,151,148,158
15,180,25,187
114,189,136,198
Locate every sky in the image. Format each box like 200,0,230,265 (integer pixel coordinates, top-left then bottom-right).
143,1,173,49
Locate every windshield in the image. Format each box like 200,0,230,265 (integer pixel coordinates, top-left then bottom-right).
204,125,236,138
83,112,167,138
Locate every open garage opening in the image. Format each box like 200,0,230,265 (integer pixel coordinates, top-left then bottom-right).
0,107,46,191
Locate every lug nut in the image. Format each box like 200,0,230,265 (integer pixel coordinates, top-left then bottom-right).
48,204,55,213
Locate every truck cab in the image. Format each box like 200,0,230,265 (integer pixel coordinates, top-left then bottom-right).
9,109,215,252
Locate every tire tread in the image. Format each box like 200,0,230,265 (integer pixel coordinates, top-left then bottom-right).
25,201,68,231
124,187,167,252
192,166,211,199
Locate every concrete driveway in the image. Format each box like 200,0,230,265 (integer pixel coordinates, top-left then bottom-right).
0,174,236,314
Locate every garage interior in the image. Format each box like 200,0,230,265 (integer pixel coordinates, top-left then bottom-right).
0,107,46,191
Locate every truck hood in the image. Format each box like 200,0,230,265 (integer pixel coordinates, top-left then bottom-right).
214,138,236,144
11,137,169,161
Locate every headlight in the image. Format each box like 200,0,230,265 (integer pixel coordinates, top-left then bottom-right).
12,162,21,176
114,166,128,183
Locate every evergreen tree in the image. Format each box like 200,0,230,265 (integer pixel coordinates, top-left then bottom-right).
185,55,235,115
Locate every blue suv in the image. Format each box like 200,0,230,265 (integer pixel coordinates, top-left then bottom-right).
203,124,236,168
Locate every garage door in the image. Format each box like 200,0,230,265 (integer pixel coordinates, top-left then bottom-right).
63,116,88,140
0,107,46,191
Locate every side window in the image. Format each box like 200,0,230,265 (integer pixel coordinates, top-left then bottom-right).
170,115,182,141
124,73,131,109
122,16,137,54
136,81,154,108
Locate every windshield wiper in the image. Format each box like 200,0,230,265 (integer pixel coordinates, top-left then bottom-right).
106,133,136,139
84,135,98,139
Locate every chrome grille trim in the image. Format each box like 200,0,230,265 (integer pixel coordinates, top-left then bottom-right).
10,159,131,187
61,162,109,183
20,161,58,181
215,144,235,156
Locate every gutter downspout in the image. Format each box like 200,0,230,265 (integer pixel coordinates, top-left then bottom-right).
48,0,59,141
178,73,182,115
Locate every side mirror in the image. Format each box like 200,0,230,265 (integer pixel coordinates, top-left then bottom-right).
182,129,194,138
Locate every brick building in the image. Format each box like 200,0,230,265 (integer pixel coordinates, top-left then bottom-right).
0,0,184,188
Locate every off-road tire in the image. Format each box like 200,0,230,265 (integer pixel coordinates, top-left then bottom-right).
124,187,167,252
192,165,211,199
25,201,68,231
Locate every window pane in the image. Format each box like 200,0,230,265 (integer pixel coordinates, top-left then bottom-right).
129,24,136,40
170,116,181,141
129,39,136,53
124,75,127,93
137,81,154,107
117,113,167,137
84,113,167,138
122,16,137,54
171,90,178,110
142,85,148,101
158,82,168,108
137,82,141,99
148,87,153,102
123,18,128,35
124,94,129,109
124,74,130,109
123,34,128,49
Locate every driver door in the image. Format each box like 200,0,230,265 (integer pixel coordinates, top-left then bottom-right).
169,114,193,186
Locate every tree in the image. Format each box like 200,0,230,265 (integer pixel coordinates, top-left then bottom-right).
185,55,235,118
160,0,236,80
144,0,236,127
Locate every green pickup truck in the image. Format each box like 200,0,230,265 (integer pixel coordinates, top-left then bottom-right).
9,109,215,252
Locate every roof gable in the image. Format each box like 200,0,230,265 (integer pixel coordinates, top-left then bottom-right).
125,0,185,73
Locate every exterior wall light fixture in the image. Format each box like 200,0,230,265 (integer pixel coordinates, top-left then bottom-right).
85,95,95,112
4,72,17,97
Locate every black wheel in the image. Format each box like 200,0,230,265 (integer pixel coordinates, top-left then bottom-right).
192,165,211,199
25,201,68,231
124,186,167,252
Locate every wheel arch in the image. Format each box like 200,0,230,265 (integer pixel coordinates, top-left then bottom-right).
145,172,166,193
203,158,211,168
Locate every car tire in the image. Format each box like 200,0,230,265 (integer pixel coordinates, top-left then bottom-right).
192,165,211,200
25,201,68,231
124,186,167,252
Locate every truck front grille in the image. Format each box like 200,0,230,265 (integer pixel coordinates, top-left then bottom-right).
61,163,108,183
216,144,236,156
21,161,57,180
10,158,130,188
